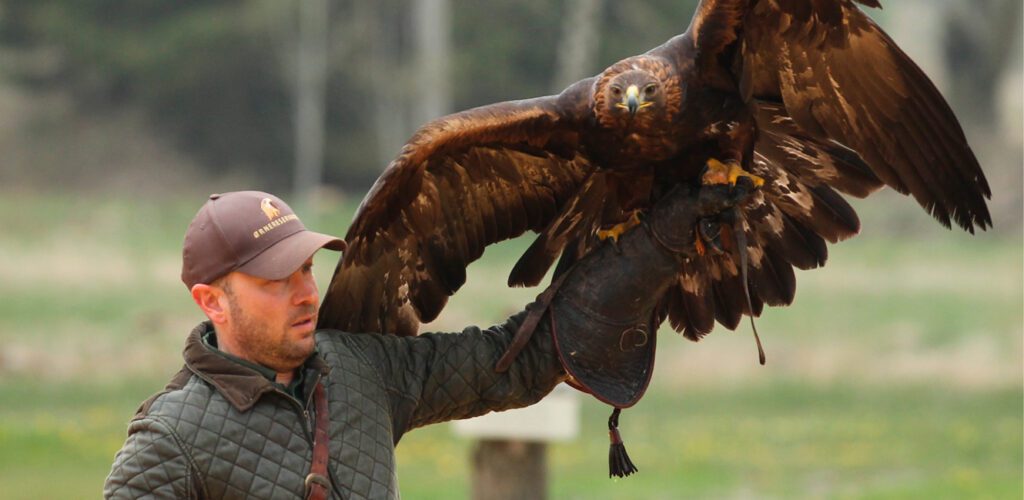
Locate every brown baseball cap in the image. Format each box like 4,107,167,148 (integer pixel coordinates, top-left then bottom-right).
181,191,346,289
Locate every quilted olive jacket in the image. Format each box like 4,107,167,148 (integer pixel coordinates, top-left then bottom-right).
104,312,563,499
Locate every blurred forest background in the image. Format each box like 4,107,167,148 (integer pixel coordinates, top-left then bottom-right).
0,0,1021,211
0,0,1021,498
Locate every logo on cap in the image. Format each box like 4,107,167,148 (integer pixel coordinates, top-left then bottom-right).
260,198,282,221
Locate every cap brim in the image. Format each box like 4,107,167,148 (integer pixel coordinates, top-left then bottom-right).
236,230,345,281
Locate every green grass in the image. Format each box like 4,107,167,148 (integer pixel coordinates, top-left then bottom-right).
0,379,163,499
395,385,1022,500
1,380,1017,499
0,191,1020,498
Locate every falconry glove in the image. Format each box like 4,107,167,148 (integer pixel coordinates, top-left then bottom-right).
499,182,753,478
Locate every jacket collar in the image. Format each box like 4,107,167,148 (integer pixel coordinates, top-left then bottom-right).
182,321,329,412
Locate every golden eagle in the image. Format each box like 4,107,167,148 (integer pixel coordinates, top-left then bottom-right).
318,0,991,340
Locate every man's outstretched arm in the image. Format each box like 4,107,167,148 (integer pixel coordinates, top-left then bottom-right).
338,183,749,438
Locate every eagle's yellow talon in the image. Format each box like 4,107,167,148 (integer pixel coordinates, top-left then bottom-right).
597,211,643,243
596,227,622,242
702,158,764,188
727,164,765,188
702,158,732,185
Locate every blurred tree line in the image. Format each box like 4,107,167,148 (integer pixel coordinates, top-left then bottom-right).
0,0,1018,215
0,0,703,193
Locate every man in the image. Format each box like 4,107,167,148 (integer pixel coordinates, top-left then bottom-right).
104,185,747,499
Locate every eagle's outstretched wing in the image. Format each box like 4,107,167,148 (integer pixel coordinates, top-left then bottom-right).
318,81,595,336
677,0,991,232
650,0,990,340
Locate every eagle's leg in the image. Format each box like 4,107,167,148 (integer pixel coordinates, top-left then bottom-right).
701,158,764,188
596,210,643,247
695,156,759,256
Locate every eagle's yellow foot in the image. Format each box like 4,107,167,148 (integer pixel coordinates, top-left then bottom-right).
597,211,643,244
702,158,764,188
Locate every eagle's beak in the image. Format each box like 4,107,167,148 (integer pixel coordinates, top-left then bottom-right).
625,85,640,116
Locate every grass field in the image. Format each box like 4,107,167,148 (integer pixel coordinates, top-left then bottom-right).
0,191,1020,499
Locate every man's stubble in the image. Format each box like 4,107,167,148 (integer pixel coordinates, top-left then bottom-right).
225,289,315,373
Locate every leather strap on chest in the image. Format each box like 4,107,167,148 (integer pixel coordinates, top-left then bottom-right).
305,381,331,500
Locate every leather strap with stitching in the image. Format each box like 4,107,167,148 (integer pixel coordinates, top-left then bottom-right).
305,381,331,500
495,272,570,373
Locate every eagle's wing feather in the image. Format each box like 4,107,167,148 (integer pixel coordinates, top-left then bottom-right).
507,169,607,287
686,0,990,232
319,84,594,336
665,100,877,339
656,0,989,340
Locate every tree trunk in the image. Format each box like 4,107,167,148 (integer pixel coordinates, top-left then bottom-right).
292,0,329,208
942,0,1023,229
553,0,603,92
942,0,1022,123
365,0,409,170
413,0,451,125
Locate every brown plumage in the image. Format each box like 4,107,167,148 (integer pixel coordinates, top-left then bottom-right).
318,0,991,339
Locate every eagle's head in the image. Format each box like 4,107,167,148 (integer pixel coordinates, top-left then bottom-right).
595,56,682,131
606,70,663,117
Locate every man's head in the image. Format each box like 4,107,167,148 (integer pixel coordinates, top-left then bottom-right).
181,191,345,373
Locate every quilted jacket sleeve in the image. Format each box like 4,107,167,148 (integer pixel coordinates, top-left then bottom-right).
104,417,199,499
343,311,565,439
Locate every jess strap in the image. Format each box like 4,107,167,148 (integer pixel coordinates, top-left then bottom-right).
305,381,331,500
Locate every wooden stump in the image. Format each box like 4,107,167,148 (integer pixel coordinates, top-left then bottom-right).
471,439,547,500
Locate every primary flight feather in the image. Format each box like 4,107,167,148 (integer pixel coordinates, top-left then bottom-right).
319,0,990,339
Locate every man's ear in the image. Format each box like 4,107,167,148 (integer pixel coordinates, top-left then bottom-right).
191,282,229,325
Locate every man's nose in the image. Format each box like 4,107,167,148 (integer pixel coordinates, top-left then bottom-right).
291,272,319,306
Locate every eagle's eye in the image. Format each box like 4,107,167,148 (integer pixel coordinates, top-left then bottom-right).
644,84,658,97
610,86,622,98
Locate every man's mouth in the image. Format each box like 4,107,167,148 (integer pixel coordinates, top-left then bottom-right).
291,315,315,330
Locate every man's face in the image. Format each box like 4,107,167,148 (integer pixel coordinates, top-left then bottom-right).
218,258,319,373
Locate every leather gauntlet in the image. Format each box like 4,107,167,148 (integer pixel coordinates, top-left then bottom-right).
537,183,749,477
547,184,745,403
